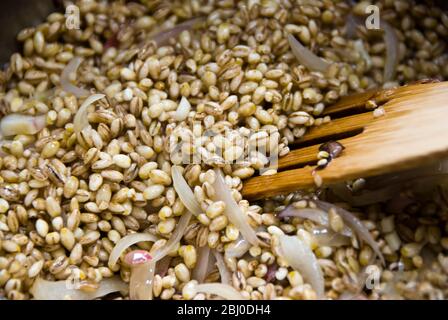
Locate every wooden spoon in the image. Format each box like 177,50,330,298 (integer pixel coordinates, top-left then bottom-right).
242,81,448,200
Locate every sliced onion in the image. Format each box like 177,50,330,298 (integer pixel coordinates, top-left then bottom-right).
195,283,245,300
31,276,128,300
278,234,325,299
0,114,46,137
193,245,211,283
108,233,158,268
345,14,361,39
278,206,353,237
213,169,261,247
129,260,156,300
212,250,232,285
224,237,251,259
344,12,399,83
109,212,192,297
312,227,351,247
383,21,399,82
151,17,205,46
73,94,105,134
342,265,370,299
354,39,372,70
279,207,328,225
151,211,193,262
287,34,331,73
124,250,154,300
314,200,385,265
175,96,191,121
61,57,90,98
171,166,202,216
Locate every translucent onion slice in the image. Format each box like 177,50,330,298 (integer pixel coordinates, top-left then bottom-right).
278,234,325,299
312,228,351,247
278,206,353,237
31,276,128,300
195,283,245,300
344,12,399,83
345,14,361,39
108,212,192,297
192,245,211,283
129,260,155,300
314,200,385,265
60,57,90,98
73,94,105,134
171,166,202,216
287,34,331,73
212,169,261,247
383,22,399,82
0,114,46,137
151,211,193,262
354,40,372,70
279,207,328,225
212,250,232,285
345,265,371,297
151,17,205,46
108,233,158,268
175,96,191,121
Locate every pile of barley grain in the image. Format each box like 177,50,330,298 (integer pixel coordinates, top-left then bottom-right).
0,0,447,300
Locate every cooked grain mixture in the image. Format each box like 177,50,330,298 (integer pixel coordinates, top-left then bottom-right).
0,0,448,300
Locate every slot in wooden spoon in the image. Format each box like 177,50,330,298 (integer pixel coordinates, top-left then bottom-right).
242,81,448,200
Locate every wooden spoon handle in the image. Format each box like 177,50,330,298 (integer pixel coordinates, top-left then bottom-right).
242,81,448,201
